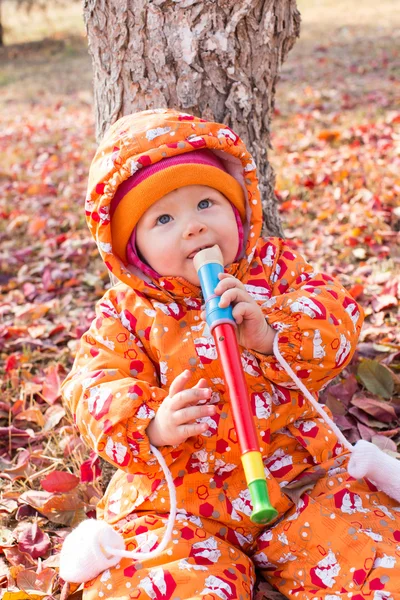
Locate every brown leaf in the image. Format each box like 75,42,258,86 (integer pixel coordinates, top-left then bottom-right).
254,580,287,600
20,490,86,527
60,583,83,600
323,392,347,416
282,467,326,504
357,359,395,399
3,546,36,568
351,394,397,423
17,567,57,596
43,404,66,432
0,461,35,482
13,407,45,429
348,406,388,429
0,499,18,514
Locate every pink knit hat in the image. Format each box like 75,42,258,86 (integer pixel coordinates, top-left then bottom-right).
110,150,245,278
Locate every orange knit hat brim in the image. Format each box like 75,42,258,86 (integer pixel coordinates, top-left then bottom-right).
111,162,246,264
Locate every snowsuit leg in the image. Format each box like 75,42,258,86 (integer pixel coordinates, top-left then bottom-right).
253,455,400,599
82,513,255,600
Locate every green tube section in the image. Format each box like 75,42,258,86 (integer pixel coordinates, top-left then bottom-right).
248,480,278,524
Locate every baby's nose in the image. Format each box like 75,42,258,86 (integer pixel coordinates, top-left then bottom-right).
182,220,207,238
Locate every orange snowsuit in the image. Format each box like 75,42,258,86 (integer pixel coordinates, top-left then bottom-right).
62,110,400,599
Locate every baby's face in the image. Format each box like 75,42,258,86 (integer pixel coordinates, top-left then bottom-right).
136,185,240,285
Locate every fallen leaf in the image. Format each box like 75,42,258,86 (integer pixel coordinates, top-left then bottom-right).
2,593,45,600
371,294,397,313
43,404,66,431
3,546,36,568
357,359,395,398
80,452,101,483
41,471,80,493
0,499,18,514
0,528,16,548
351,394,398,423
17,523,51,559
41,364,61,404
17,567,57,596
282,467,326,504
371,435,398,453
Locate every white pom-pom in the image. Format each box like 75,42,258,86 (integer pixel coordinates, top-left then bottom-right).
59,519,125,583
348,440,400,503
348,439,380,479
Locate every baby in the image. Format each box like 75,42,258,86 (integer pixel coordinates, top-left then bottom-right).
61,109,400,599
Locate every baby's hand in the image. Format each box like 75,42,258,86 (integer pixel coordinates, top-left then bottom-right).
146,370,216,447
202,272,276,355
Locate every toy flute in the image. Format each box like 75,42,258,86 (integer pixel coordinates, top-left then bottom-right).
194,245,277,524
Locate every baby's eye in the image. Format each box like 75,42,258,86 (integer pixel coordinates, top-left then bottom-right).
198,199,212,210
156,214,172,225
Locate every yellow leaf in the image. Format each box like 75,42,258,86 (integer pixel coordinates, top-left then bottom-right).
3,592,45,600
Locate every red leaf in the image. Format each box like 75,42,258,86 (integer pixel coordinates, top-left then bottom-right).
80,452,102,483
41,471,80,493
348,283,364,300
18,522,51,559
41,364,61,405
5,353,21,372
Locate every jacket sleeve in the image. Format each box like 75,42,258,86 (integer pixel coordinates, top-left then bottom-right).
253,238,364,393
61,289,181,476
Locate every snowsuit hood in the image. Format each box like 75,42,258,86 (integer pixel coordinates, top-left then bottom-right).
85,109,263,299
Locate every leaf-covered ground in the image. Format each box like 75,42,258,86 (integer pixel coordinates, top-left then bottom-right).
0,3,399,599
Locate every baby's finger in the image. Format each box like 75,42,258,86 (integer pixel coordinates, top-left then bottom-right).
218,272,234,281
215,275,244,295
218,287,250,309
172,386,211,410
175,403,215,426
176,421,209,442
168,369,191,397
193,378,211,403
231,301,253,325
193,378,209,389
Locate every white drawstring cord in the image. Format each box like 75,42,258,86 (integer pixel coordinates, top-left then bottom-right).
60,334,400,583
272,335,353,453
272,333,400,504
104,444,177,560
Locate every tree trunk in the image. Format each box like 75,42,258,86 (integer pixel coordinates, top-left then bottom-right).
83,0,300,236
0,0,3,47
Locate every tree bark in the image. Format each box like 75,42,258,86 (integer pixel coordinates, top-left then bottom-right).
83,0,300,236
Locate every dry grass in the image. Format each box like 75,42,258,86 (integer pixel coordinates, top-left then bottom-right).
0,1,91,111
297,0,400,32
1,0,85,44
0,0,399,112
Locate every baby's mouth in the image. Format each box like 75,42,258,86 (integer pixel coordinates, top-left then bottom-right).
187,245,213,260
